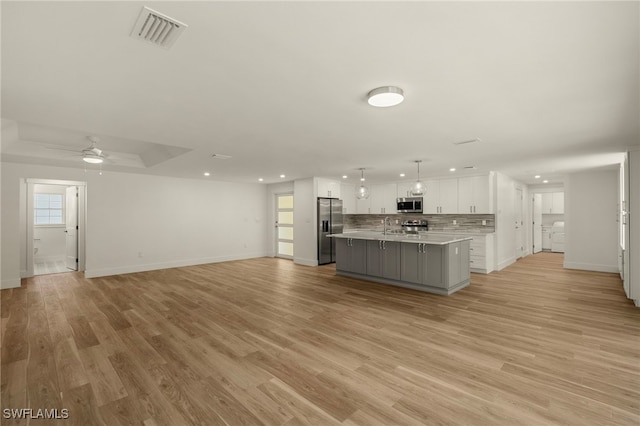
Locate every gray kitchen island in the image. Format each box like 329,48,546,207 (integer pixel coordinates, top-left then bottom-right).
331,232,472,295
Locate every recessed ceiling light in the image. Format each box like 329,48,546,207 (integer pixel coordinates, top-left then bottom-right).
342,175,348,179
258,178,263,182
280,174,286,178
543,180,549,183
367,86,404,107
203,172,210,176
449,168,456,172
534,175,541,179
399,173,405,177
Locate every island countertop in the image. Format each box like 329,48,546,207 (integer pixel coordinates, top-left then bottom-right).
329,231,472,246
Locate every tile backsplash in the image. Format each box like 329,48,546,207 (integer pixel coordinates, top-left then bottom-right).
344,214,495,233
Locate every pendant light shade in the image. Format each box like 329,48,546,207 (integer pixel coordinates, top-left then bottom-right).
411,160,424,196
356,168,370,200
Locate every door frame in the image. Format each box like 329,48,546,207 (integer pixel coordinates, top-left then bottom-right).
274,192,294,260
25,178,86,277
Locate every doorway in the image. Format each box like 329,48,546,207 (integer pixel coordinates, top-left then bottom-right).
275,193,294,259
26,179,86,277
515,187,524,259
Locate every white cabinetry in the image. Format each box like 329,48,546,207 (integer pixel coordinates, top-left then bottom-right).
397,182,415,198
370,184,397,214
317,178,341,199
424,178,458,214
428,233,494,274
468,234,494,274
356,195,371,214
340,184,356,214
541,192,564,214
458,175,493,214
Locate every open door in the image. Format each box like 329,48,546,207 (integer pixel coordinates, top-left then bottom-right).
533,194,542,253
65,186,78,271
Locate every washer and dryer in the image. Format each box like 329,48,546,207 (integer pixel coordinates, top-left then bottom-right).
551,221,565,253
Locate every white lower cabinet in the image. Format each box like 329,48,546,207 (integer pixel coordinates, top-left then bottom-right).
430,233,494,274
468,234,494,274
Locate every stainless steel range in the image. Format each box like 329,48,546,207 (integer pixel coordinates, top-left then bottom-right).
401,219,428,234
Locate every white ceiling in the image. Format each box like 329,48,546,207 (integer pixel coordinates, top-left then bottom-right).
1,1,638,185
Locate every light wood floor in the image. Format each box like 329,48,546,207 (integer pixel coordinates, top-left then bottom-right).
1,253,639,425
34,260,72,276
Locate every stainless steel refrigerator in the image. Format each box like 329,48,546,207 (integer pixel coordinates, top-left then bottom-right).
318,197,343,265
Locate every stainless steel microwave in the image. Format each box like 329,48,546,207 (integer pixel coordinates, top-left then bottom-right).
397,197,423,213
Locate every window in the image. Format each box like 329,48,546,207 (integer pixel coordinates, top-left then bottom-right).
35,193,64,225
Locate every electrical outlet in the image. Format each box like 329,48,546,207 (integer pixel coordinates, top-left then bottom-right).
482,220,487,226
453,219,457,225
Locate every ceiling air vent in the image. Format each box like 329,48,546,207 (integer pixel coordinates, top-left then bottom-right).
130,6,188,49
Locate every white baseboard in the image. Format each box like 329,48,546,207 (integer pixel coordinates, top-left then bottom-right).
294,257,318,267
563,261,619,273
497,256,516,271
1,278,22,290
84,251,268,278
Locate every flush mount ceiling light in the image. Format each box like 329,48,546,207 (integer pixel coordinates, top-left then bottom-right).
356,168,370,200
411,160,424,196
367,86,404,107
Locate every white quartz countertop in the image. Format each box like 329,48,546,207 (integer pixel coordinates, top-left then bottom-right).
329,231,472,245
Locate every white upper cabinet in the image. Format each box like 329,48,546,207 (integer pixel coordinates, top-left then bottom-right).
542,192,564,214
424,178,458,214
340,183,356,214
396,182,415,198
458,175,493,214
552,192,564,214
356,195,371,214
317,178,341,199
370,184,397,214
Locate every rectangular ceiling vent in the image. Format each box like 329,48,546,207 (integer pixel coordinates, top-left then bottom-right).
131,6,188,49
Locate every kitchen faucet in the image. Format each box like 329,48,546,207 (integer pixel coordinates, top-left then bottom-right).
383,216,391,235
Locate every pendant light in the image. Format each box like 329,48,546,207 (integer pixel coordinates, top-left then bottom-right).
356,168,370,200
411,160,424,196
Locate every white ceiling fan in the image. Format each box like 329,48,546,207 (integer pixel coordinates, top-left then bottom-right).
80,136,106,164
41,135,112,164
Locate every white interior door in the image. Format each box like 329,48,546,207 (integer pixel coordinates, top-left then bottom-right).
515,188,523,259
533,194,542,253
65,186,78,270
275,194,294,259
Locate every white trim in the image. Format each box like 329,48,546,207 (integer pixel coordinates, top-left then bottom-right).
294,257,318,267
26,178,87,186
84,252,268,278
563,262,619,274
1,278,21,290
496,256,516,271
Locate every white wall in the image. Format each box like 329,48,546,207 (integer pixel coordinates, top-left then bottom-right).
293,178,316,266
266,181,294,257
564,168,618,273
495,172,516,270
628,150,640,305
1,162,269,288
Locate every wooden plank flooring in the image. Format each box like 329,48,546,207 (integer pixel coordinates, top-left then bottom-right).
1,252,639,425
